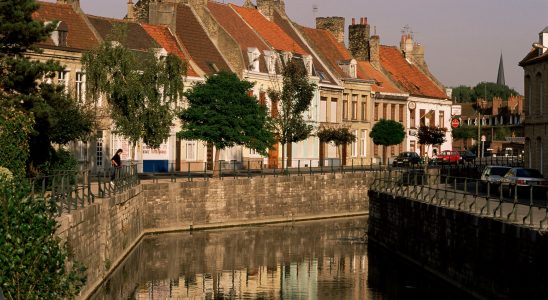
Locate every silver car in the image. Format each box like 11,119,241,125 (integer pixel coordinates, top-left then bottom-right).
480,166,511,186
500,167,548,196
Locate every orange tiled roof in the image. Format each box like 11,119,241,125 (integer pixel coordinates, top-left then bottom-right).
271,10,337,85
299,26,350,79
174,4,231,75
141,23,199,77
379,46,446,99
230,4,307,55
33,1,98,50
208,1,271,73
357,61,402,94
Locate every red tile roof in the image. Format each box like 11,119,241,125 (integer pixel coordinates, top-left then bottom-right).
230,4,307,55
379,46,447,99
174,4,231,75
141,23,199,77
299,26,349,79
271,10,337,85
208,1,270,73
87,15,157,51
33,1,98,50
357,61,402,94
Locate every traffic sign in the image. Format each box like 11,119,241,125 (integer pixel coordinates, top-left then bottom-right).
451,118,460,128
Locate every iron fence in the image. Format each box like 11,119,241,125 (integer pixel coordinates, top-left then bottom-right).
370,169,548,230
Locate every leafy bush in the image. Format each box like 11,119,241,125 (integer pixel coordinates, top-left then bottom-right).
0,108,33,179
0,168,86,299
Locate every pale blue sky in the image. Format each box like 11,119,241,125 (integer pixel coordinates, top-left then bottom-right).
45,0,548,93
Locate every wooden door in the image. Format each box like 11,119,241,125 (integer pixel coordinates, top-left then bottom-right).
207,143,214,170
268,144,278,169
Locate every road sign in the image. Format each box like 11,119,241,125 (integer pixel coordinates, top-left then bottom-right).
451,118,460,128
451,105,462,116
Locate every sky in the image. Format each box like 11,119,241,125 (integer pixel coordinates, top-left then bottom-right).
45,0,548,94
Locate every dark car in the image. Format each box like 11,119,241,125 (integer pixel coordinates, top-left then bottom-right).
458,150,476,163
392,152,422,167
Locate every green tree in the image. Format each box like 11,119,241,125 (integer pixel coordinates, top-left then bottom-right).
417,125,447,155
82,26,186,157
0,168,86,299
268,59,316,168
452,126,476,139
0,0,94,175
316,126,356,164
369,119,405,165
452,82,519,103
0,108,33,179
178,71,275,176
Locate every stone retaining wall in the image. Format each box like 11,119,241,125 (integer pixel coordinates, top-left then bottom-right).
56,173,371,299
368,191,548,299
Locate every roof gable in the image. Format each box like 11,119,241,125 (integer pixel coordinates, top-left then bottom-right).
33,1,98,50
140,23,199,77
357,61,401,94
379,46,446,99
299,26,350,79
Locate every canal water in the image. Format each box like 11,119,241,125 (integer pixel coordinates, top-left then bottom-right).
90,217,473,299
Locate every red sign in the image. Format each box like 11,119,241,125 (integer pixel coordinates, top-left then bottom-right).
451,118,460,128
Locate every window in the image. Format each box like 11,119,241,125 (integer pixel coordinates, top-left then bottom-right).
383,103,387,119
351,95,358,120
96,133,103,167
420,109,426,126
351,130,358,157
410,140,416,153
439,111,445,128
399,142,403,154
374,144,378,156
57,70,69,94
391,104,395,120
320,97,327,122
186,141,197,160
330,98,338,123
539,74,544,115
410,108,416,128
429,110,435,127
343,94,349,120
526,75,532,115
374,103,379,121
399,105,404,122
390,145,395,156
361,96,367,121
360,129,367,156
76,72,85,102
259,91,266,106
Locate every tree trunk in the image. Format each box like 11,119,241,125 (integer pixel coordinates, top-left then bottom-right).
382,145,387,168
281,143,286,171
213,147,220,178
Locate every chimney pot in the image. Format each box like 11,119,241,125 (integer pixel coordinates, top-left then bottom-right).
352,18,355,25
364,17,367,25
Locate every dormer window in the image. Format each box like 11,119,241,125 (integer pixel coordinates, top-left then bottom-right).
303,55,313,76
282,51,293,65
349,59,357,78
263,50,277,74
154,48,168,60
49,21,68,47
247,47,260,72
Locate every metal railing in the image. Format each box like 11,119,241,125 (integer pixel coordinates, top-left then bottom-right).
370,169,548,230
29,165,139,216
138,158,386,183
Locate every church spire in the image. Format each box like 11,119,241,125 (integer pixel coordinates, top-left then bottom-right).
497,52,505,86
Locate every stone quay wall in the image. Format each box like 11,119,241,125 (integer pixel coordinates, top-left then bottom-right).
368,191,548,300
56,173,371,299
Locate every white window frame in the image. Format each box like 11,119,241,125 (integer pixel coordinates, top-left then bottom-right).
75,71,85,102
360,129,367,157
186,141,197,161
351,130,358,157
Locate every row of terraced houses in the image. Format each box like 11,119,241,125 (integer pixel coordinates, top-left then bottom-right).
34,0,453,173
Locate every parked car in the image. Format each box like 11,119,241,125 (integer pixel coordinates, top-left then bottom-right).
437,150,461,165
500,167,548,196
392,152,422,167
458,150,476,163
480,166,511,188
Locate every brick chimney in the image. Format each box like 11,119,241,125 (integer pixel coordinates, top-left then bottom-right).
348,16,370,61
316,17,345,44
369,35,380,69
257,0,286,20
126,0,135,21
56,0,80,9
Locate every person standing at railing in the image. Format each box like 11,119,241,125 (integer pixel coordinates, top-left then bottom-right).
110,149,123,184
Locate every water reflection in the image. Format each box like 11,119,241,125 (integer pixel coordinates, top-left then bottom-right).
90,218,472,300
